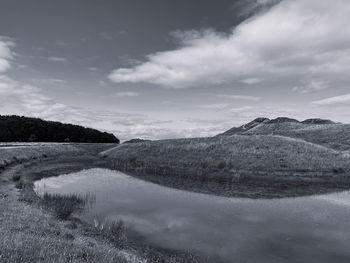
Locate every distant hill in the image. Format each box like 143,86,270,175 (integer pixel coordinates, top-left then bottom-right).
218,117,349,150
0,115,119,143
123,138,151,144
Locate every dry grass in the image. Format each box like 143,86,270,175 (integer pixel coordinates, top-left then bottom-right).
0,144,80,168
0,197,140,263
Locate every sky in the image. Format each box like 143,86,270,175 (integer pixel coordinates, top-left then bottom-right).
0,0,349,141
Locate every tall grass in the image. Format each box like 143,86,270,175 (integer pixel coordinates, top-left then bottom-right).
40,192,95,219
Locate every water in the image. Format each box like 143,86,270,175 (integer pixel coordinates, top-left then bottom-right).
34,168,350,263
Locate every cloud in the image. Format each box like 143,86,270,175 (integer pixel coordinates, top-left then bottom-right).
0,75,17,94
240,78,264,85
292,80,329,94
0,36,219,140
235,0,282,18
0,39,13,73
199,104,228,109
55,41,69,47
113,92,140,98
47,57,67,62
216,94,261,101
0,74,168,140
109,0,350,89
312,94,350,107
31,78,66,85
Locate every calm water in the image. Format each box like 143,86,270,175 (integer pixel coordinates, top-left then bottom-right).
34,168,350,263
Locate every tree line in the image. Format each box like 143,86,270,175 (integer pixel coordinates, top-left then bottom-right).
0,115,119,143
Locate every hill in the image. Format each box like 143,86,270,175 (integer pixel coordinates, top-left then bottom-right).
0,115,119,143
101,134,350,198
122,138,151,144
218,117,350,150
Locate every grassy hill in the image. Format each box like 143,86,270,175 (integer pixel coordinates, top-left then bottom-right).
218,117,350,150
102,132,350,198
0,115,119,143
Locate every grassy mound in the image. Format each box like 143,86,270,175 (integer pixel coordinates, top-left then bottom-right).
104,135,350,179
101,135,350,197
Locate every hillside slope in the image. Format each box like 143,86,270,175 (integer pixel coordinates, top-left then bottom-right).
219,117,350,150
0,115,119,143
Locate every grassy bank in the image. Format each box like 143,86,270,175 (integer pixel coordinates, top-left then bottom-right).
102,135,350,198
0,143,118,170
0,151,207,263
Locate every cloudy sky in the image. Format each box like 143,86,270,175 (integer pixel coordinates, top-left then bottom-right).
1,0,349,141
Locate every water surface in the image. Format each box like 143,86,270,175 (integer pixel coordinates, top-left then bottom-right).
34,168,350,263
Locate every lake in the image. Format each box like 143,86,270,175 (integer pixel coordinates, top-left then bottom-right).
34,168,350,263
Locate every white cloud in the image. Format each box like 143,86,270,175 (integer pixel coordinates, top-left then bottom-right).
200,103,228,109
113,92,139,98
55,41,69,47
312,94,350,107
0,75,17,94
0,39,13,73
240,78,264,85
216,94,261,101
109,0,350,89
47,57,67,62
31,78,66,85
292,80,329,94
229,106,255,113
0,59,11,73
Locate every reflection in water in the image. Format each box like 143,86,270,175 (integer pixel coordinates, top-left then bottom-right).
34,168,350,263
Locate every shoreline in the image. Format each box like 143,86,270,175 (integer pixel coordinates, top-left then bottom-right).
107,163,350,199
0,149,207,263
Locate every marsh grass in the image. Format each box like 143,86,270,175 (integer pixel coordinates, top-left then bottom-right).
40,192,95,220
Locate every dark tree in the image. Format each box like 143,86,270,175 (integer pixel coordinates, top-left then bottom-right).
0,115,120,143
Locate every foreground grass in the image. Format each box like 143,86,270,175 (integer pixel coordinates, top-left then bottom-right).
102,135,350,198
0,194,137,263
